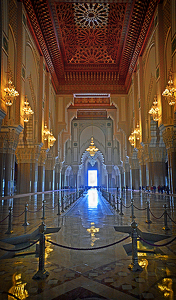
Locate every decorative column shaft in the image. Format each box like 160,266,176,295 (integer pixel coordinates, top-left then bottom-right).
38,148,47,192
0,126,22,196
162,125,176,193
16,144,41,194
45,151,55,191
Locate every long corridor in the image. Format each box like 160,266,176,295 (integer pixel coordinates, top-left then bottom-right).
0,188,176,299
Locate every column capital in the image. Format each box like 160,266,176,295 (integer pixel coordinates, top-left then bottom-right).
106,165,113,174
45,151,56,170
72,165,79,174
16,143,42,164
0,125,23,154
162,125,176,153
138,142,167,164
38,147,48,166
129,149,140,169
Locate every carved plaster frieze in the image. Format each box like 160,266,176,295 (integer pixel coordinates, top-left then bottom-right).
138,142,167,164
106,165,113,174
0,125,23,154
129,149,140,169
72,165,79,174
162,125,176,153
129,157,140,170
16,144,42,164
137,144,148,164
45,152,56,170
38,148,48,166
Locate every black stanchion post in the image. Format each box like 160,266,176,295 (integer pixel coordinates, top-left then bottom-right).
61,197,64,212
41,200,46,220
146,201,152,224
65,195,67,209
109,193,111,204
128,221,143,272
119,198,123,215
163,204,170,231
6,206,13,234
130,199,135,220
23,203,29,226
116,196,119,212
33,222,49,280
57,197,61,215
113,195,115,208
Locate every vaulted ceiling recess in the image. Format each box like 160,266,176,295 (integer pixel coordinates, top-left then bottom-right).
23,0,157,94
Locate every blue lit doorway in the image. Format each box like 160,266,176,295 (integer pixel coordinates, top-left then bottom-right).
88,170,97,187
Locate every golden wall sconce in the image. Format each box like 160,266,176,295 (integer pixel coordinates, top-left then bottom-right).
162,72,176,106
148,95,160,121
4,80,19,106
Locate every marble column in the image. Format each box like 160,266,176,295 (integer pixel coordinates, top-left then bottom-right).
54,161,61,190
162,125,176,193
0,126,22,196
72,165,79,190
106,165,113,190
129,150,140,190
38,148,47,192
16,144,41,194
45,152,55,191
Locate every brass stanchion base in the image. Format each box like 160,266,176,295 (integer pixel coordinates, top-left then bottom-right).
162,226,170,231
23,222,30,226
128,263,143,272
145,220,152,224
5,229,13,234
33,269,49,280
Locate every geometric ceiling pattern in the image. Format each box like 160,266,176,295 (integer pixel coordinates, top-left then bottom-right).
56,3,126,64
22,0,159,94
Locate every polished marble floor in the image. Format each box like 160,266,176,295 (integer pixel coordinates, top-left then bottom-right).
0,188,176,299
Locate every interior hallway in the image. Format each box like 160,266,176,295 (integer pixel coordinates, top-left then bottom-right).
0,188,176,300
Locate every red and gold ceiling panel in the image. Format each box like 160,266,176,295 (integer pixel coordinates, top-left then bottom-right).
55,2,126,65
22,0,159,94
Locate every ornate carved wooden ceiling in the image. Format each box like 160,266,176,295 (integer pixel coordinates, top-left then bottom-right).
22,0,159,94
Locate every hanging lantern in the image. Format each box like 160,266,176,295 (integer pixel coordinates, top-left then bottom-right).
86,137,99,157
4,80,19,106
162,72,176,106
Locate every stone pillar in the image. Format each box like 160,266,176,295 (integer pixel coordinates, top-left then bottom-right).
38,148,47,192
121,170,125,188
0,126,22,196
54,160,61,190
129,150,140,190
45,151,55,191
16,144,41,194
106,165,113,189
72,165,79,190
162,125,176,193
124,159,130,189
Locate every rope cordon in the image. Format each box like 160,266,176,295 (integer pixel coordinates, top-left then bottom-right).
47,235,130,251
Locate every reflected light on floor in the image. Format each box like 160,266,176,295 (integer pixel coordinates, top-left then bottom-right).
88,188,98,208
158,278,173,299
87,222,99,246
138,258,148,269
45,235,54,259
8,273,28,300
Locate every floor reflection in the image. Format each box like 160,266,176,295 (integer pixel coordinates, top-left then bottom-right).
87,222,99,246
8,273,28,300
88,188,98,208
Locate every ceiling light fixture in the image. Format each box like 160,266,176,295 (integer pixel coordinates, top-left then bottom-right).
4,79,19,106
86,137,99,157
23,96,34,122
148,95,160,121
162,72,176,106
